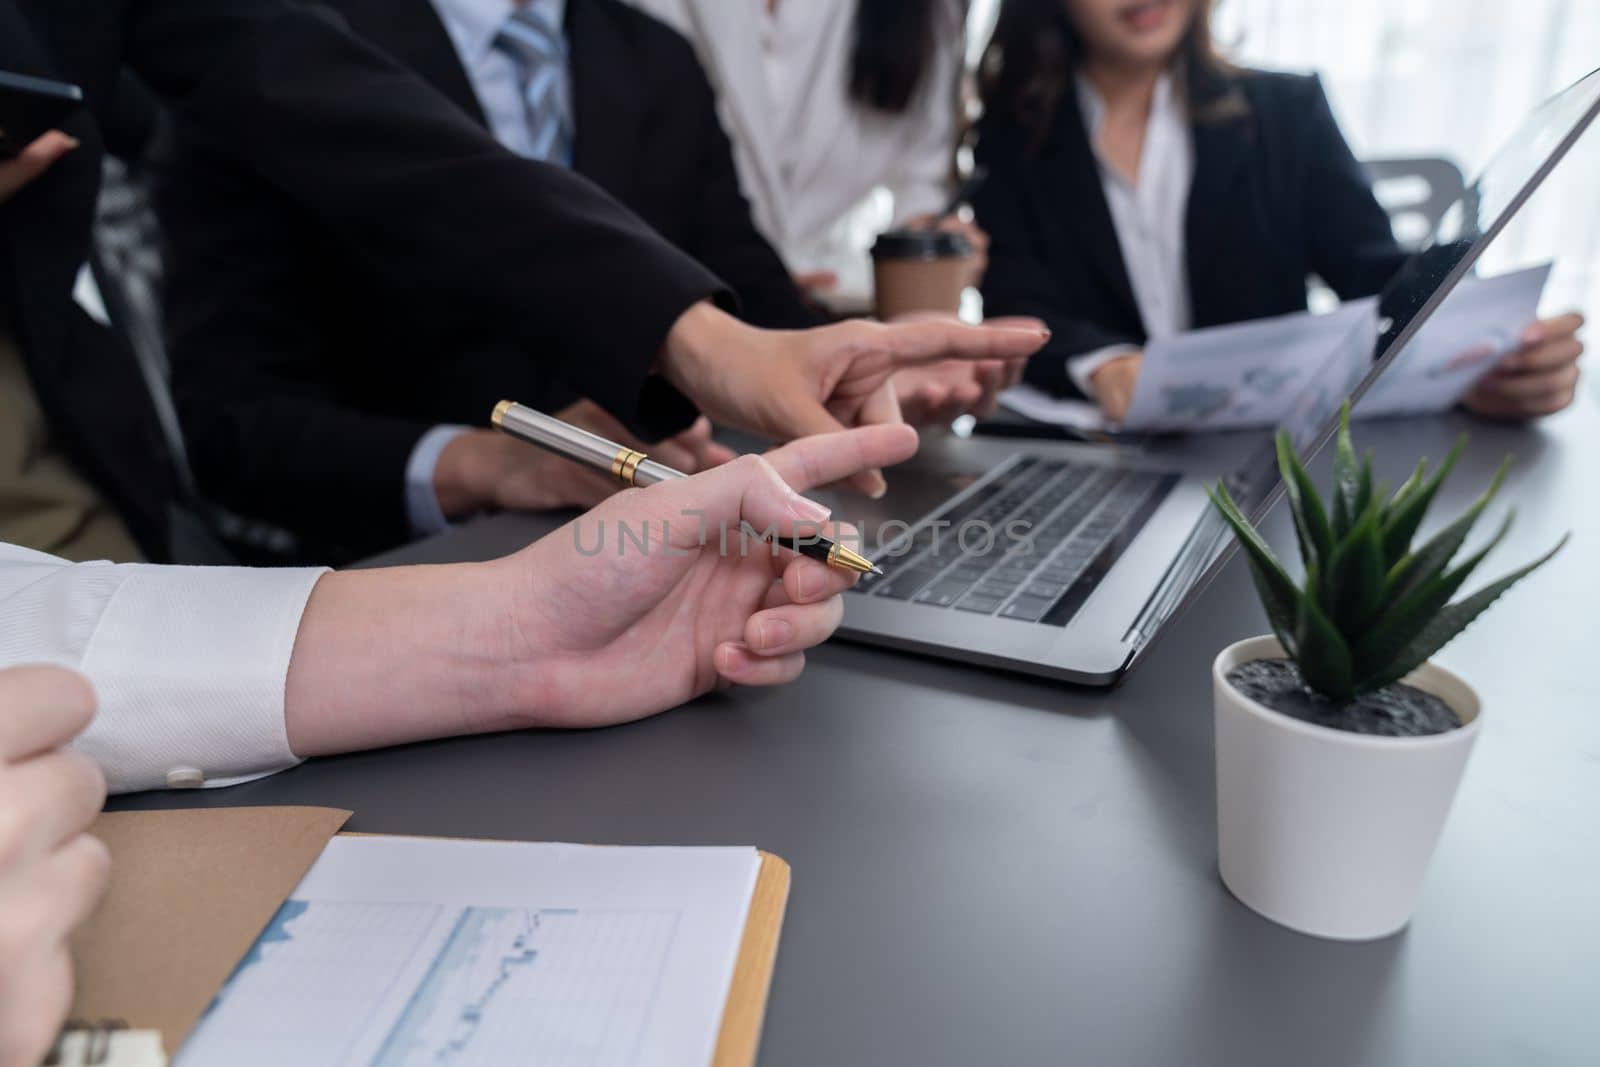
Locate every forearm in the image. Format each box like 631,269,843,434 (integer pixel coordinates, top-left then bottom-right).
283,559,544,758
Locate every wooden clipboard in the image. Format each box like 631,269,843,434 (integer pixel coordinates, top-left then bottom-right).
713,851,791,1067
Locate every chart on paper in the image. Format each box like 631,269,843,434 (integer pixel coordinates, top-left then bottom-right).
174,837,761,1067
180,900,679,1067
377,906,679,1065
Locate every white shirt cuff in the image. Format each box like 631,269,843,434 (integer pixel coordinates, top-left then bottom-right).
71,565,328,794
405,425,472,536
1068,345,1141,399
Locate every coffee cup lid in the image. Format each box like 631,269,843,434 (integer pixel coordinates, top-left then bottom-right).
871,228,972,260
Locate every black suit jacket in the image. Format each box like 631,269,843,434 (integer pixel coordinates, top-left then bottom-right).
159,0,811,559
975,69,1408,397
4,0,725,552
0,5,180,558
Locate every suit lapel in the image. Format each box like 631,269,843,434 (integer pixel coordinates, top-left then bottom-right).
568,0,644,197
1185,109,1254,323
336,0,489,127
1037,81,1141,329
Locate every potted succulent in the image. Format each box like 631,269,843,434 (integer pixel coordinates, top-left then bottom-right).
1208,407,1566,940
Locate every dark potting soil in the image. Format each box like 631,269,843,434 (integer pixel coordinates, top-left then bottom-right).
1226,658,1462,737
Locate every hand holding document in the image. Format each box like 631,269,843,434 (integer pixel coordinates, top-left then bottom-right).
1355,263,1552,417
999,264,1553,434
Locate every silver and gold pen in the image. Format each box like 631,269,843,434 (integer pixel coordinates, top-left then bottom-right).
491,400,881,576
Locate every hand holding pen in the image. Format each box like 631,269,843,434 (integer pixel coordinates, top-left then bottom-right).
492,401,884,575
481,422,919,713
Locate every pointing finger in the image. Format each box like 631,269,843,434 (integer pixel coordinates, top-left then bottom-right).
762,425,918,494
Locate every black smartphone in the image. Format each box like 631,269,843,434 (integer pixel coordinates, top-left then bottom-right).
0,70,83,160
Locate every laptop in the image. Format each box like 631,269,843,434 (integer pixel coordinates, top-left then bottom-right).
831,66,1600,684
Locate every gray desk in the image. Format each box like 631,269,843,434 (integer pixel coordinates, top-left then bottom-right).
114,394,1600,1065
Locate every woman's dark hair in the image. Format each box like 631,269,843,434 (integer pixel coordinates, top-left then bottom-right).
849,0,959,114
981,0,1238,148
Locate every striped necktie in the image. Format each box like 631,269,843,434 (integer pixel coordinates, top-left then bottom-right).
493,6,574,165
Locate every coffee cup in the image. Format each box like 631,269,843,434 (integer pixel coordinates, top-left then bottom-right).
870,228,972,321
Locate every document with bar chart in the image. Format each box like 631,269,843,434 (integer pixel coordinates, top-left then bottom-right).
175,837,762,1067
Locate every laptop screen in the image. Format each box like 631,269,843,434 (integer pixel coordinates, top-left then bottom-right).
1131,65,1600,658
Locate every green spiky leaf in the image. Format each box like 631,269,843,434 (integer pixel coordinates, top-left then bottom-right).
1208,413,1567,704
1352,510,1516,686
1331,405,1361,538
1210,482,1301,653
1361,534,1569,692
1386,458,1428,516
1353,448,1376,520
1322,500,1388,636
1379,436,1465,563
1275,432,1332,571
1385,457,1510,602
1293,579,1355,703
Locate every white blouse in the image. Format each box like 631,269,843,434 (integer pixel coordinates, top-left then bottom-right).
627,0,964,302
1069,70,1196,395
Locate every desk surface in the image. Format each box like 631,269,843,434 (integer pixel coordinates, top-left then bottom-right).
115,395,1600,1066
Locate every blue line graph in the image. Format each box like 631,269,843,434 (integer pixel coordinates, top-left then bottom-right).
371,905,679,1066
178,901,680,1066
375,907,544,1064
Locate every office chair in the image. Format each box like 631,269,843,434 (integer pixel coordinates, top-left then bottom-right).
1306,155,1469,312
1363,156,1468,251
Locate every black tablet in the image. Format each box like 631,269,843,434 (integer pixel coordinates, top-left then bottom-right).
0,70,83,160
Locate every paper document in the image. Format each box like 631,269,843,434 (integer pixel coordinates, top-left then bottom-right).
176,837,762,1067
997,264,1551,435
1355,263,1552,418
1120,298,1379,433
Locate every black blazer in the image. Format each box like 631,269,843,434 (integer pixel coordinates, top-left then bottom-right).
159,0,811,560
0,4,180,559
4,0,724,547
975,69,1408,397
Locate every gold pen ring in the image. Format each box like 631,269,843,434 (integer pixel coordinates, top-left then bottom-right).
612,448,648,486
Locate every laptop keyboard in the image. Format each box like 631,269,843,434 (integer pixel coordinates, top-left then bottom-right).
851,457,1178,628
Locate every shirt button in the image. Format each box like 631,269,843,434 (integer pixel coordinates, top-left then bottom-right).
166,766,205,789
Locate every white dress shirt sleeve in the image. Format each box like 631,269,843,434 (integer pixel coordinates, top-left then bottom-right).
405,424,473,536
0,543,326,794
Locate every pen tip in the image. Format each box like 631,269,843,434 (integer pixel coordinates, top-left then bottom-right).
838,550,876,575
830,544,879,575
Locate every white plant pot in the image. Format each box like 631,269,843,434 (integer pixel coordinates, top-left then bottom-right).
1213,635,1481,941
